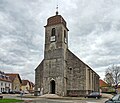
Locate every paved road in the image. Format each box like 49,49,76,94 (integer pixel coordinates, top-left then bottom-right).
3,94,33,100
3,94,108,103
25,98,108,103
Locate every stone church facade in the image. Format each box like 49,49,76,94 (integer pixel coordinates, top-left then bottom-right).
35,12,100,96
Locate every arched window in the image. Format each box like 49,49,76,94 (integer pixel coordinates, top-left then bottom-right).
51,28,55,36
64,30,67,43
51,28,56,42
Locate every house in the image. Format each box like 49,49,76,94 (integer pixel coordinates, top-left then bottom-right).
35,11,100,96
100,79,109,87
0,71,12,93
21,80,34,93
99,79,110,93
5,73,22,92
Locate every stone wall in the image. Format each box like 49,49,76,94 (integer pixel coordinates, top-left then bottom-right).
34,60,44,96
66,49,86,96
85,67,100,94
43,57,65,95
66,49,100,96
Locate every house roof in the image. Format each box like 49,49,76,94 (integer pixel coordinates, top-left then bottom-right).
29,81,35,87
21,80,29,86
0,78,11,82
5,73,22,83
21,80,35,87
99,79,109,87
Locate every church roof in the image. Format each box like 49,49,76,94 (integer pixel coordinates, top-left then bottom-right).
45,14,69,31
67,49,100,77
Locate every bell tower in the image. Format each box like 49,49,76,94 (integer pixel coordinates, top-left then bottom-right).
43,11,69,96
44,12,69,54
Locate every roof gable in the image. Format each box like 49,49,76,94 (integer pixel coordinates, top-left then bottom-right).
5,73,22,83
99,79,109,87
21,80,29,86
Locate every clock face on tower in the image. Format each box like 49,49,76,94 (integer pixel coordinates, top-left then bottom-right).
50,36,55,42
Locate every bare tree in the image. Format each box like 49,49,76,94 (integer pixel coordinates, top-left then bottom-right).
105,65,120,88
104,72,114,86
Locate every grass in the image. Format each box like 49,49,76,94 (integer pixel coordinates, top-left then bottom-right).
0,98,24,103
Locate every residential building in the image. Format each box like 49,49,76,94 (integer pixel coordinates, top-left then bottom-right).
21,80,34,93
0,71,12,93
5,73,22,92
99,79,109,92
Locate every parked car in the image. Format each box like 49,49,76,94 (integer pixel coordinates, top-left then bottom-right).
105,94,120,103
0,95,3,99
2,91,8,94
85,92,102,99
9,91,15,94
15,91,21,94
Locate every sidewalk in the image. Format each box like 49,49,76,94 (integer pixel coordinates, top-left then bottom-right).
101,93,113,98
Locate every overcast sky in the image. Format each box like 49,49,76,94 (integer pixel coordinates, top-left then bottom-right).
0,0,120,83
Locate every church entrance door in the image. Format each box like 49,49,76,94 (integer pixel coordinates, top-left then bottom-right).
50,80,55,94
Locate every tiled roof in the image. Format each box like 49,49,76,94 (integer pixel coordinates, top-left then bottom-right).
0,78,11,82
29,82,35,87
5,73,22,83
0,72,12,82
21,80,34,87
21,80,29,86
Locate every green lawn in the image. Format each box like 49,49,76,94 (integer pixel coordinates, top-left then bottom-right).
0,98,24,103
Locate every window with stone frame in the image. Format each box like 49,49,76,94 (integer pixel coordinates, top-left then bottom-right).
51,28,56,42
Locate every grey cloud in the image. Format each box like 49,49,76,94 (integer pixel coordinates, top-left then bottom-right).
0,0,120,82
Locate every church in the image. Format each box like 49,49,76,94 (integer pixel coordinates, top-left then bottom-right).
35,11,100,96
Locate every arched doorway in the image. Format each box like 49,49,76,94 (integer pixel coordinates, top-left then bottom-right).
50,80,55,94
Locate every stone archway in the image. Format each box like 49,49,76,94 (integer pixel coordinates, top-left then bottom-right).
50,80,55,94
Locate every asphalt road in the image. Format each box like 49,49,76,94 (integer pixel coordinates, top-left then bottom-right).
26,98,108,103
3,94,108,103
